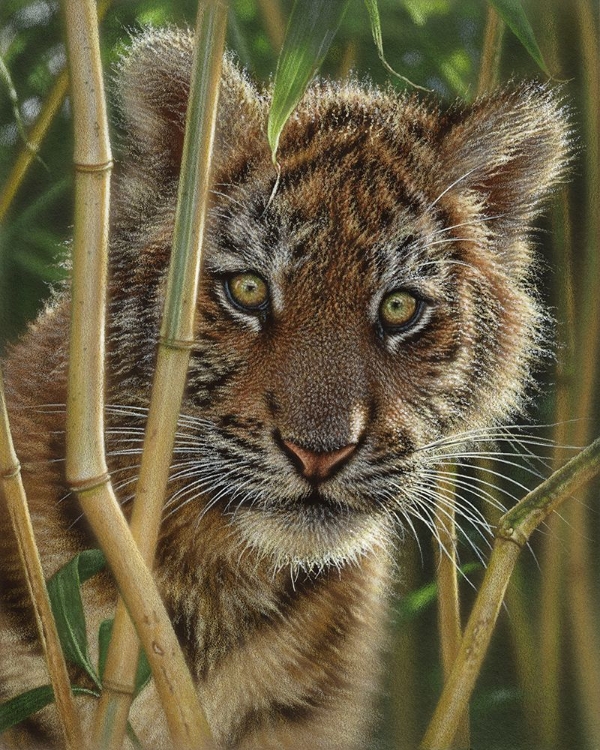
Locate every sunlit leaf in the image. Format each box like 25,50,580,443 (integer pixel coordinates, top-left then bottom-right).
267,0,351,161
363,0,429,90
488,0,549,74
46,549,106,688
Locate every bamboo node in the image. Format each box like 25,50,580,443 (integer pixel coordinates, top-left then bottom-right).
68,472,111,494
158,336,198,352
73,159,114,173
101,678,136,696
1,462,22,480
497,524,527,548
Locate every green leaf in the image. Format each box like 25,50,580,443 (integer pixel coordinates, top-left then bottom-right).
0,685,54,732
0,685,98,733
363,0,428,90
267,0,351,161
397,562,481,624
46,549,106,688
98,619,152,697
488,0,549,75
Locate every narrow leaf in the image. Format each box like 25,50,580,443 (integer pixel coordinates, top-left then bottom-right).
98,619,151,697
0,685,97,732
487,0,549,74
0,685,55,732
267,0,351,161
363,0,429,91
397,563,480,623
46,550,106,687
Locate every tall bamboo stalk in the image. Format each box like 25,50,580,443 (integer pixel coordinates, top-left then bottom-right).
92,2,228,748
0,376,85,750
421,435,600,750
257,0,285,51
476,6,504,96
433,470,469,749
538,188,575,749
564,2,600,747
61,1,212,747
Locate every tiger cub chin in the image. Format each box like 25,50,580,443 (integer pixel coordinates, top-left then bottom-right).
0,27,569,750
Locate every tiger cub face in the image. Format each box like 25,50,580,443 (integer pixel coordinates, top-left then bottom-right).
112,30,569,573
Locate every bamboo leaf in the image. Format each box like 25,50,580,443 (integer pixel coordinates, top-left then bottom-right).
98,620,151,697
46,550,106,687
487,0,549,74
0,685,54,732
267,0,351,160
363,0,429,90
398,563,480,623
0,685,97,733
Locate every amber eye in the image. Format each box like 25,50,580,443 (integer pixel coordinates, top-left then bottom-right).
225,272,269,312
379,290,420,332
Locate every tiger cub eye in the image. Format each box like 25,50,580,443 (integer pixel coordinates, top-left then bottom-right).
379,290,419,331
226,273,269,312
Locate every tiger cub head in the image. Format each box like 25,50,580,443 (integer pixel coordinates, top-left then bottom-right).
111,29,570,573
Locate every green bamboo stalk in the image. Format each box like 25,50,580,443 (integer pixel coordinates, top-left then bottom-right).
538,187,575,749
563,3,600,747
0,0,111,224
420,435,600,750
0,375,85,750
92,3,228,748
61,0,213,747
433,470,470,749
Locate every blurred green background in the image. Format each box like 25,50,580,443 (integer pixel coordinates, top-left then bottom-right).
0,1,599,748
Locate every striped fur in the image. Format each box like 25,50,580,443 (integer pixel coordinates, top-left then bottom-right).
0,28,570,749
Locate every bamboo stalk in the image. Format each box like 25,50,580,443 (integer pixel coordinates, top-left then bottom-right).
257,0,286,51
433,469,469,749
420,435,600,750
538,187,575,749
563,3,600,747
476,6,504,96
0,375,85,750
0,0,111,224
476,459,542,748
61,0,213,747
92,2,229,748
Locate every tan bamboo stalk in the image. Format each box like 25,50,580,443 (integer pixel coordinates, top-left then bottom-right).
338,40,358,79
433,469,469,749
420,435,600,750
476,460,542,747
476,6,504,96
564,3,600,747
92,2,228,748
257,0,286,50
0,376,85,750
61,1,212,748
0,0,111,224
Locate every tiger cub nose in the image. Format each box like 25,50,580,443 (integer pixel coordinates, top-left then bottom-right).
281,439,357,481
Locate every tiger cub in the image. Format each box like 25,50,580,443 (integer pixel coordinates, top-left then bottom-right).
0,27,569,750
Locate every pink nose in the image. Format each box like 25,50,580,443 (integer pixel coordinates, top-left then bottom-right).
281,439,357,481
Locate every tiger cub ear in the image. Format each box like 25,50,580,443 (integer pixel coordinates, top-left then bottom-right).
115,28,266,175
438,84,571,230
